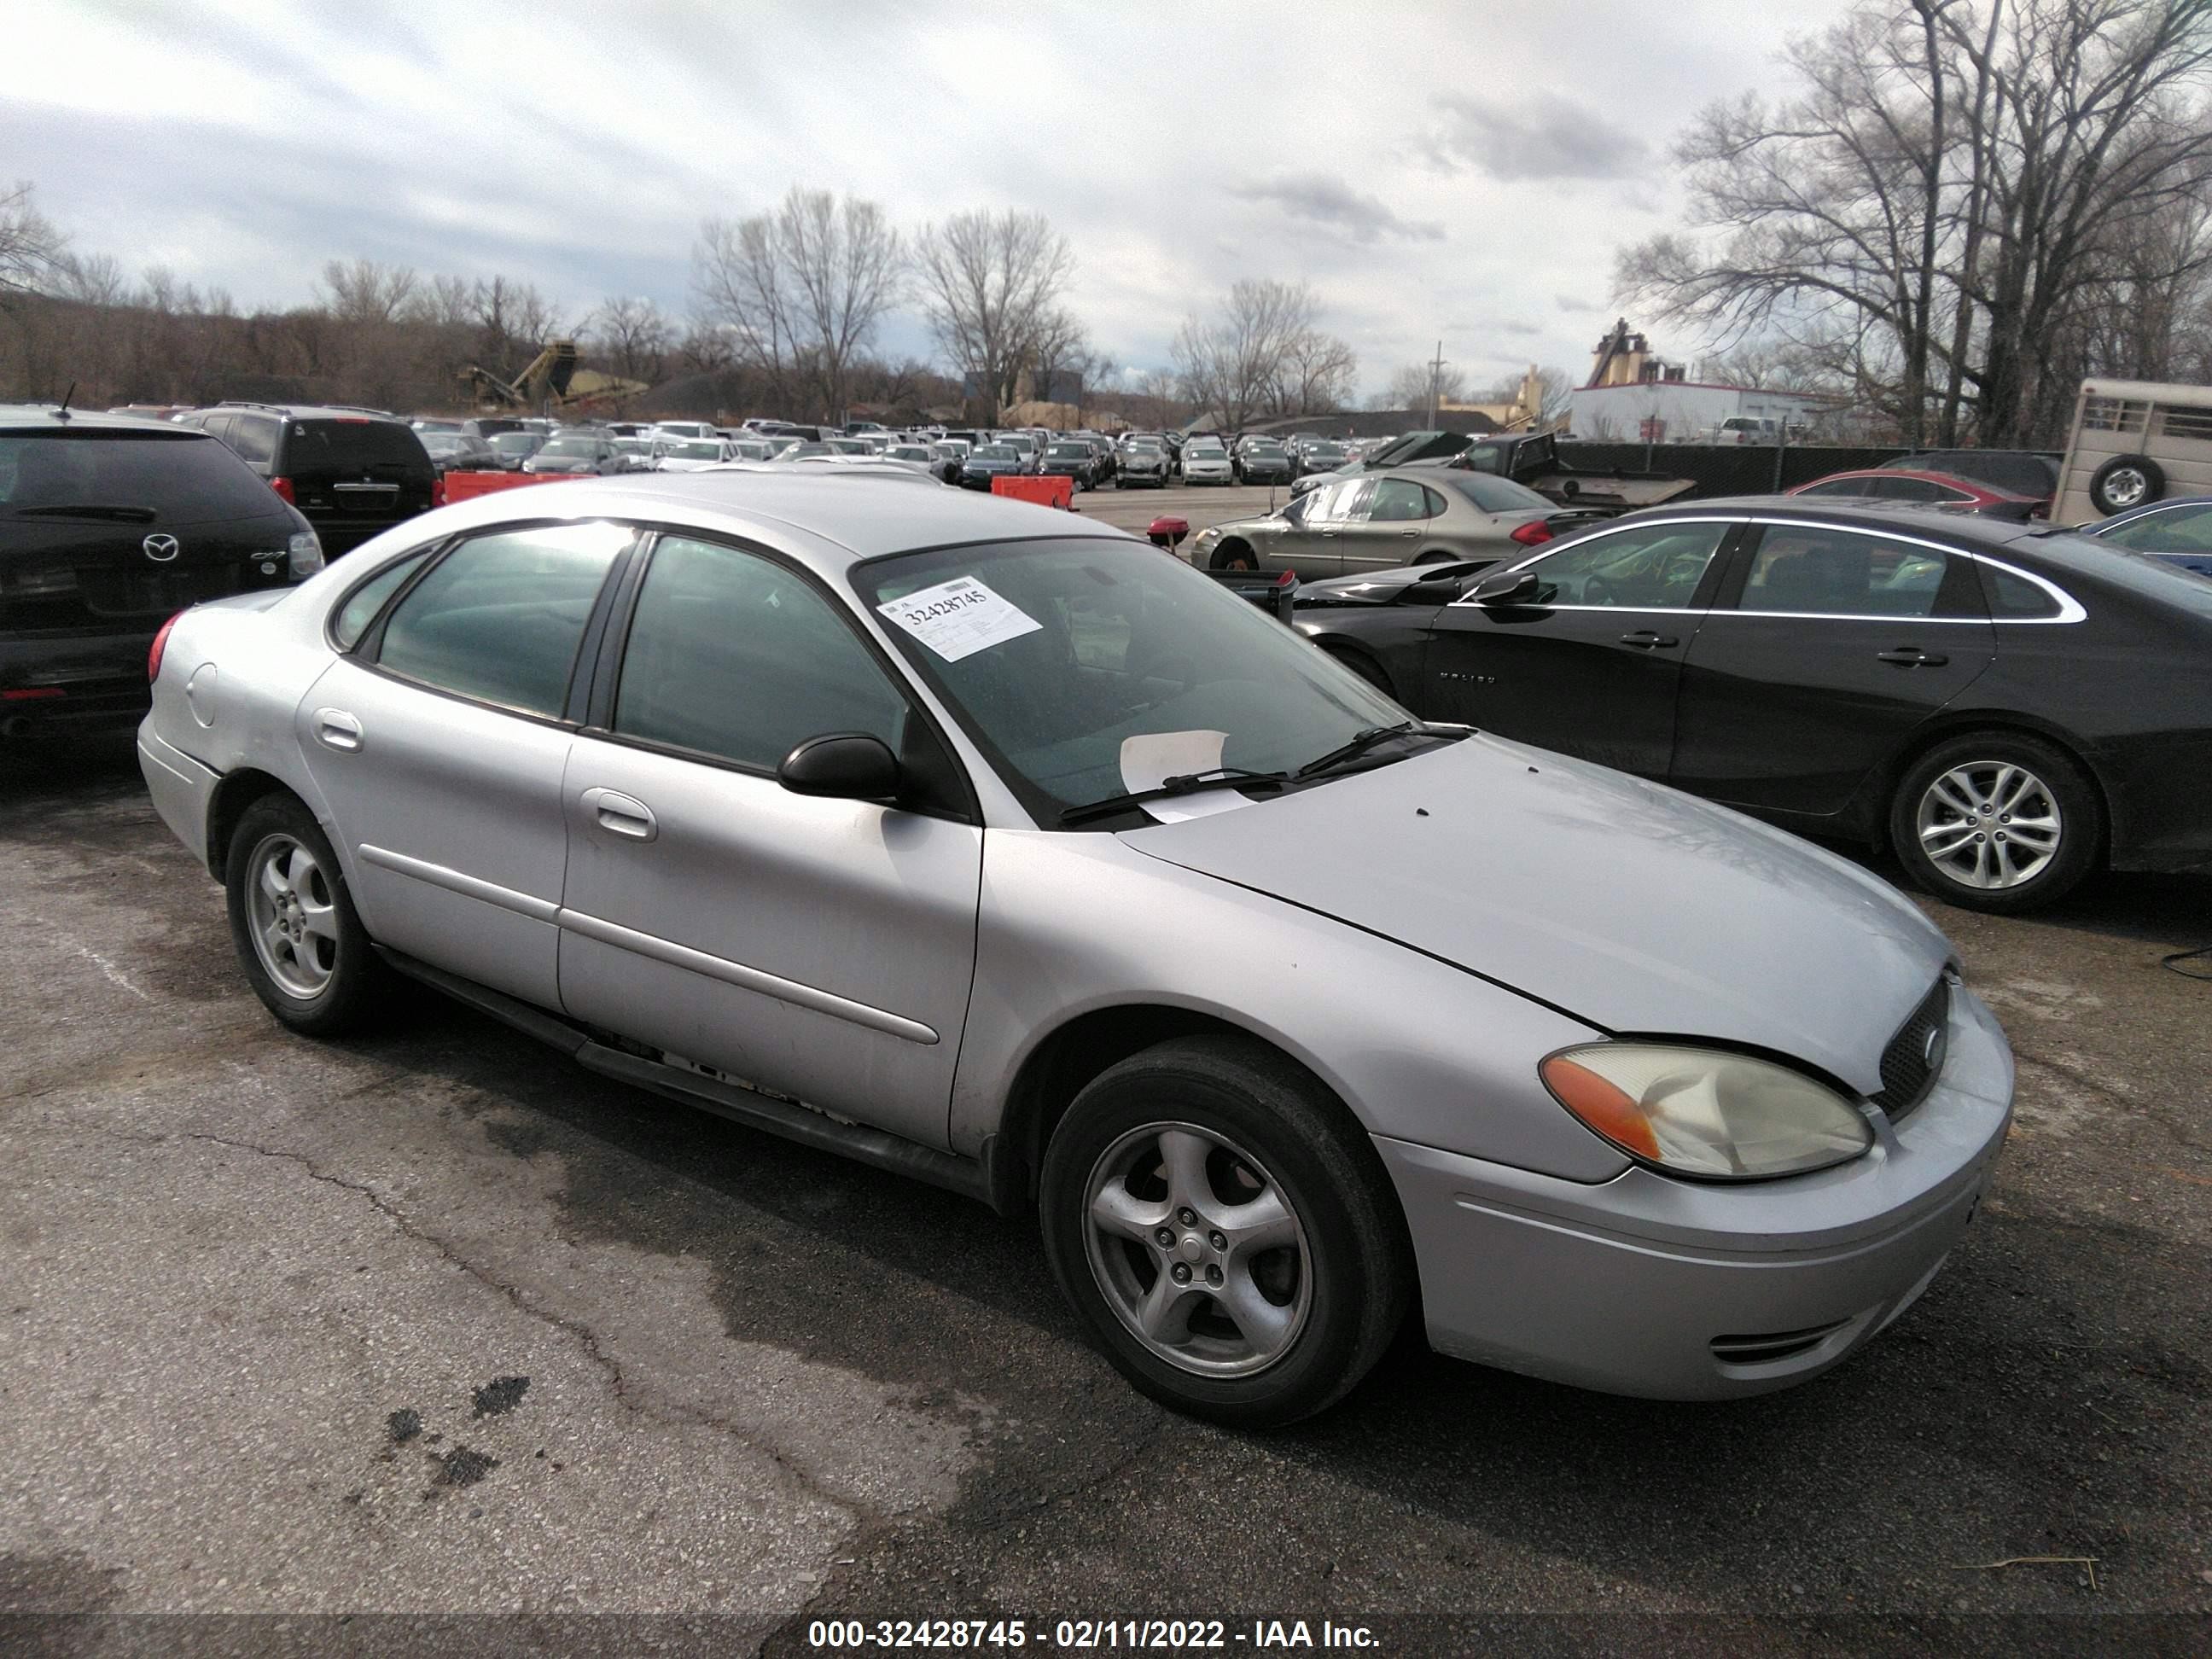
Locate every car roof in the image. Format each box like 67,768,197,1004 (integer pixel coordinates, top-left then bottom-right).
1798,469,2019,497
1621,495,2052,549
2088,493,2212,528
0,405,209,434
413,471,1137,574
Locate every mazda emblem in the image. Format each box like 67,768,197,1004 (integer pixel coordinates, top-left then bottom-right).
143,533,180,563
1921,1024,1947,1073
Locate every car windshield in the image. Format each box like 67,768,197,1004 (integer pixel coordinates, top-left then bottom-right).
1190,444,1225,457
1306,444,1345,459
1047,445,1088,458
673,441,721,459
1441,473,1553,513
975,445,1015,460
854,537,1412,825
491,434,540,454
540,437,597,457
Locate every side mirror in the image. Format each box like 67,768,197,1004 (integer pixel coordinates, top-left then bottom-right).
1469,568,1540,607
777,732,902,801
1402,574,1470,605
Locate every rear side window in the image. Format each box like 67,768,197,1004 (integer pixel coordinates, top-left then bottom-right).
0,431,285,520
1739,527,1977,618
374,523,631,715
1978,563,2062,620
614,535,905,770
227,416,279,467
1368,479,1433,521
333,551,431,649
1443,473,1554,513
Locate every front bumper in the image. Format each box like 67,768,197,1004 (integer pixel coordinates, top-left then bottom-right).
137,719,220,871
1379,985,2014,1399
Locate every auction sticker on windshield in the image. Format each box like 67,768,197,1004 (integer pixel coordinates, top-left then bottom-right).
877,575,1042,661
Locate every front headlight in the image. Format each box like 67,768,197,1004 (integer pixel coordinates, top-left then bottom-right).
1540,1044,1873,1180
287,528,324,579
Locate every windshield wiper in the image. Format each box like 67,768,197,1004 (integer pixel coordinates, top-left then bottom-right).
13,504,160,523
1293,721,1458,780
1059,765,1291,827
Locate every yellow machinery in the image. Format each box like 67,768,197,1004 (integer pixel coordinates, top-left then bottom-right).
458,340,649,413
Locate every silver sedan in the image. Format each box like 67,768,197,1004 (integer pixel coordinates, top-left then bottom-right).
137,474,2012,1424
1190,467,1563,579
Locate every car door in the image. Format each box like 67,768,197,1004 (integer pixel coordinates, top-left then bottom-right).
1337,476,1438,572
1289,477,1375,579
556,531,983,1150
296,519,636,1010
1669,520,1997,819
1419,517,1736,777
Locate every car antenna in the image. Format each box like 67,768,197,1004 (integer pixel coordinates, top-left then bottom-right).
55,381,75,422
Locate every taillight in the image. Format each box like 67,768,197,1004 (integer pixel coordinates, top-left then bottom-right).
271,476,296,505
149,612,183,683
431,475,447,508
1510,521,1554,546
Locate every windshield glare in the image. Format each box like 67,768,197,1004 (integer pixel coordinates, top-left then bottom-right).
856,538,1406,824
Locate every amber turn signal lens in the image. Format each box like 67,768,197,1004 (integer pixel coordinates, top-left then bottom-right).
1541,1055,1661,1161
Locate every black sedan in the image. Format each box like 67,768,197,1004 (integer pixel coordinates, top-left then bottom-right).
959,444,1025,491
1288,498,2212,912
1039,440,1103,490
1236,439,1295,486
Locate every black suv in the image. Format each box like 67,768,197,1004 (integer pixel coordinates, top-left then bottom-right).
179,402,438,556
2,407,320,734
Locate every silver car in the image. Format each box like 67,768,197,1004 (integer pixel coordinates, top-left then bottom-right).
1192,468,1564,579
137,474,2012,1423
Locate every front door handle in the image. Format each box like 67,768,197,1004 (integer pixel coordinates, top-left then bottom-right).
1876,648,1949,667
581,787,657,842
1399,529,1419,538
1618,630,1679,649
312,708,363,752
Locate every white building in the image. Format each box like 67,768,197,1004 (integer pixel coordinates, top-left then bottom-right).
1566,381,1834,445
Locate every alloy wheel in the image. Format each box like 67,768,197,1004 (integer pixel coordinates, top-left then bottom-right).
2101,466,2150,509
1082,1121,1312,1377
246,832,341,998
1915,762,2063,890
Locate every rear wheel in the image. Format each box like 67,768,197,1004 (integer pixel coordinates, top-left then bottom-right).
1039,1036,1411,1425
1889,732,2101,913
1413,550,1456,567
1212,542,1258,572
224,794,397,1035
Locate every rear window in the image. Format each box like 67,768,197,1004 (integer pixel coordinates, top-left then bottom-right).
0,430,286,521
1441,473,1554,514
287,420,429,472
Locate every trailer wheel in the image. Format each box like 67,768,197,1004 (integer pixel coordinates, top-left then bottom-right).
2090,455,2164,515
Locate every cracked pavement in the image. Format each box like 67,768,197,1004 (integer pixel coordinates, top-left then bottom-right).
2,736,2209,1653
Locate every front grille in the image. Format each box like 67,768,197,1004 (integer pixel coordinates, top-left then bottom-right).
1711,1320,1851,1366
1872,975,1952,1122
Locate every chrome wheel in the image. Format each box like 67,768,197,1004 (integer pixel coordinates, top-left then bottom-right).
1082,1121,1312,1377
1916,762,2063,890
246,833,340,998
2101,466,2150,509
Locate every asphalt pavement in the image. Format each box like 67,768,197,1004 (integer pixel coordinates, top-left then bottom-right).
2,730,2207,1656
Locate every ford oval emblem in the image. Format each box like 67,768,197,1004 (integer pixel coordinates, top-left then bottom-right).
1922,1024,1947,1074
143,533,180,563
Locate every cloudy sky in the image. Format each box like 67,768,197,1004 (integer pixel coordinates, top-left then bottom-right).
5,0,1853,396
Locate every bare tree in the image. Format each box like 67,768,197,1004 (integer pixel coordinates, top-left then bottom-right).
910,208,1075,422
317,258,419,327
1273,328,1359,416
1619,0,2212,447
590,294,674,383
1173,278,1324,436
692,187,904,421
0,181,65,307
1375,359,1466,411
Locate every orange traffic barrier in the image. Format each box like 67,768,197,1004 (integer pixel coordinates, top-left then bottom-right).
440,469,590,503
990,475,1075,510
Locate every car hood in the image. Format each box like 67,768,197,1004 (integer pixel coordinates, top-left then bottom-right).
1119,736,1953,1096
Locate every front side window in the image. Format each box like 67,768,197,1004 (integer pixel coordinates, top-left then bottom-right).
375,522,631,715
614,535,905,770
1738,527,1964,618
856,537,1402,824
1515,521,1728,608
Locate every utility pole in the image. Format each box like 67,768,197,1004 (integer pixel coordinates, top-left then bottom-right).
1428,340,1446,428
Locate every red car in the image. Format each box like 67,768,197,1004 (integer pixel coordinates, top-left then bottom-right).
1788,469,2045,521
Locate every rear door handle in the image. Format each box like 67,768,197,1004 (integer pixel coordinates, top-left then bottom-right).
1618,630,1679,649
581,787,657,842
1876,648,1949,667
312,708,363,752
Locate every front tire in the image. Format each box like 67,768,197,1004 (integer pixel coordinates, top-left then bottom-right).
2090,454,2164,515
1039,1036,1411,1426
1888,732,2101,913
224,794,397,1035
